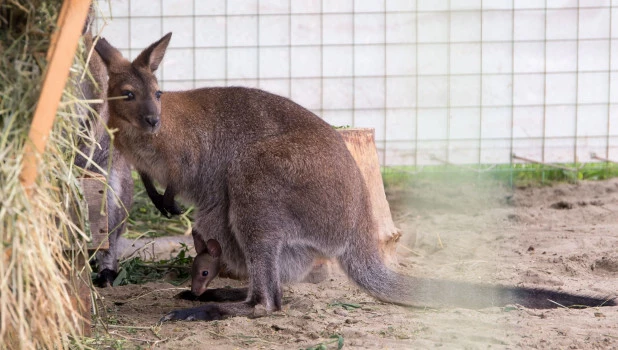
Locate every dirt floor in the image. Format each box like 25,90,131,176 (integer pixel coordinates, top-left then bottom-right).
93,177,618,349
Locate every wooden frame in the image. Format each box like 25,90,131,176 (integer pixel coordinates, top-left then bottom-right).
20,0,91,193
19,0,94,336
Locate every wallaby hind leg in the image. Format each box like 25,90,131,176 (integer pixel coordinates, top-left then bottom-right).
95,160,133,287
163,239,283,321
176,244,316,302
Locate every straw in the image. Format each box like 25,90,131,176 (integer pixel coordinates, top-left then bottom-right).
1,1,102,348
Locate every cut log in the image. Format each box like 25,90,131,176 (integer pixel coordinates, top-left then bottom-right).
337,128,402,265
79,173,109,250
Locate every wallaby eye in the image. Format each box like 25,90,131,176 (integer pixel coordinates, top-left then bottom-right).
155,90,162,100
201,271,208,277
122,90,135,101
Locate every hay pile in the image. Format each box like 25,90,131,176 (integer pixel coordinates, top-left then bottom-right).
1,1,97,348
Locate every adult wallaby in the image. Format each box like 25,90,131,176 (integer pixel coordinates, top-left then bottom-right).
74,14,134,287
94,33,615,321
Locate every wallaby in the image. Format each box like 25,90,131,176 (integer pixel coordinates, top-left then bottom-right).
94,33,616,321
74,14,134,287
76,11,180,286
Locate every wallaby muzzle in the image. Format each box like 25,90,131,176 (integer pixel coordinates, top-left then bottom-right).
143,114,160,132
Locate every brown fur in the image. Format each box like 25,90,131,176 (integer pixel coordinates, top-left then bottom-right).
95,33,616,321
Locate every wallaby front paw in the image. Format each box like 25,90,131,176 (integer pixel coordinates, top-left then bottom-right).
95,269,118,288
166,201,183,216
152,197,171,217
155,199,183,218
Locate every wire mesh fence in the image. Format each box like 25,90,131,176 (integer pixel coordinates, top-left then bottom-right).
93,0,618,170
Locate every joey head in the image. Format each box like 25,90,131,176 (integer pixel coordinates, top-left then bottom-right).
191,239,222,296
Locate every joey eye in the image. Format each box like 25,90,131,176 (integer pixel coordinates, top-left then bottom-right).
122,90,134,101
155,90,162,100
201,271,208,277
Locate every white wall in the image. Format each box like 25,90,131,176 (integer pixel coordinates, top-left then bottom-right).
94,0,618,166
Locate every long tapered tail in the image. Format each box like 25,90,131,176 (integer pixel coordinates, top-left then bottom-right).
338,240,616,309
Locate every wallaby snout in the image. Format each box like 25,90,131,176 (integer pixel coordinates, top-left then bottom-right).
143,114,160,131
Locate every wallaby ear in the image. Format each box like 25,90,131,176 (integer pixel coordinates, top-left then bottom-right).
94,37,124,69
191,230,207,253
206,239,222,258
133,32,172,72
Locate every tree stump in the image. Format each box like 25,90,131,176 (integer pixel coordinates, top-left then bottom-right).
304,128,401,282
337,128,402,265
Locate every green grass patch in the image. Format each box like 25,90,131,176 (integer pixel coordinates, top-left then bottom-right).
382,162,618,189
111,243,193,286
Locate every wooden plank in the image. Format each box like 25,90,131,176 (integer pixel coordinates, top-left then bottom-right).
65,253,92,337
20,0,92,193
79,174,109,250
16,0,94,338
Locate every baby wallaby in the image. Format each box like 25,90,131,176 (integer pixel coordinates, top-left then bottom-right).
175,238,249,303
95,33,615,322
191,239,221,296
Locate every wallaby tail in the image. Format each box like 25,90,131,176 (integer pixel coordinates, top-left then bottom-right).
338,239,616,309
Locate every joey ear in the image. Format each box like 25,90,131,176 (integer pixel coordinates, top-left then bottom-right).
206,239,222,258
133,32,172,72
94,37,125,69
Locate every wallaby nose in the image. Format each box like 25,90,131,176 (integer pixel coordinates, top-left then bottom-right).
144,115,160,128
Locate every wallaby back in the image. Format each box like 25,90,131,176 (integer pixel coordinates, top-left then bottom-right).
94,33,615,321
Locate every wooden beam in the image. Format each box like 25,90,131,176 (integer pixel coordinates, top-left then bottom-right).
19,0,92,194
17,0,94,337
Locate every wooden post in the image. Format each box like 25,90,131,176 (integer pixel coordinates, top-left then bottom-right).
337,128,402,265
67,173,109,337
18,0,93,336
78,173,110,251
19,0,91,193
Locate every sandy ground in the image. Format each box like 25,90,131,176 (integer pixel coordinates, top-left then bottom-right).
94,177,618,349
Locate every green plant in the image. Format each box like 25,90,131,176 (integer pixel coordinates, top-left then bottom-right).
305,334,344,350
110,243,194,286
381,162,618,190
